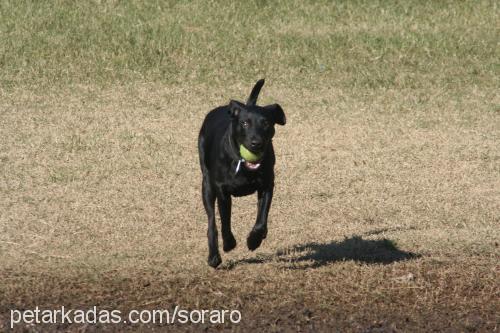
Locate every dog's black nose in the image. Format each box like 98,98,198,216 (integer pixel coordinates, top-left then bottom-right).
250,140,263,150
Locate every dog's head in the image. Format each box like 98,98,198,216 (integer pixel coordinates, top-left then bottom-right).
228,79,286,169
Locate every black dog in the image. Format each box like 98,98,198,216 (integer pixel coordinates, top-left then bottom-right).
198,79,286,268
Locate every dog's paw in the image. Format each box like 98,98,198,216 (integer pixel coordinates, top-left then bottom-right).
247,228,266,251
207,253,222,268
223,235,237,252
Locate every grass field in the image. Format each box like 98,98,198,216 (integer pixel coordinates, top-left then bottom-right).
0,0,499,331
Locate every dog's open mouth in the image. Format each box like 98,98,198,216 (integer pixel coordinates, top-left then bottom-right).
244,160,261,170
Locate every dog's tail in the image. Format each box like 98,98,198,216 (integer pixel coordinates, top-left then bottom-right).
246,79,265,106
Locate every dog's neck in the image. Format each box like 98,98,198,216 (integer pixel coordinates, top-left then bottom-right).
224,125,241,162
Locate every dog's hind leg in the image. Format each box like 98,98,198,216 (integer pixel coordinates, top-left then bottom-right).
247,187,273,251
217,192,236,252
202,178,221,268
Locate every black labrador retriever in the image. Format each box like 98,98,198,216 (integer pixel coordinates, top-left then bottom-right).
198,79,286,268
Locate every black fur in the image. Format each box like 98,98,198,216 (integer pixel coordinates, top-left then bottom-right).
198,79,286,268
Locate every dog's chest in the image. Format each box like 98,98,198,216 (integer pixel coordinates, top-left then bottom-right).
222,169,266,197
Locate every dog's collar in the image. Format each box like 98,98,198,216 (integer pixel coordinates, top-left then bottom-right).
225,127,243,165
232,138,246,174
235,158,245,174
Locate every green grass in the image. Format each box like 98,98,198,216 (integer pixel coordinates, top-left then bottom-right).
0,0,498,89
0,1,499,331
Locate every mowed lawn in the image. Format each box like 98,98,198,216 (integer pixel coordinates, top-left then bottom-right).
0,1,498,332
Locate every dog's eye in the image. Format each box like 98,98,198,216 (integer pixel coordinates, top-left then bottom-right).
241,120,250,128
261,120,270,128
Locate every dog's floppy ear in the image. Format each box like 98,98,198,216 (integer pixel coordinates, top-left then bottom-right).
264,104,286,126
229,100,245,118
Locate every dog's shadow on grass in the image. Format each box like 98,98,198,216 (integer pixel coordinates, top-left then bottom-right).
222,236,419,270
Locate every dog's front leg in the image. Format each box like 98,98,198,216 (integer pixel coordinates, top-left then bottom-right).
247,186,273,251
202,179,221,268
217,192,237,252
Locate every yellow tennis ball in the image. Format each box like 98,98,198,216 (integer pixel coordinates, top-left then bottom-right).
240,144,262,162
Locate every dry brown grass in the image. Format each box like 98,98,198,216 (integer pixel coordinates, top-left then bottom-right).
0,81,498,331
1,0,499,331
